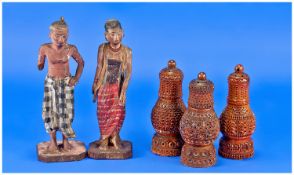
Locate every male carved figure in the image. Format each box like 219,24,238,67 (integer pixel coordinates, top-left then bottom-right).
38,17,84,153
92,19,132,150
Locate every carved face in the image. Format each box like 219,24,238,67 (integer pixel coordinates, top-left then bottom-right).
50,28,68,48
105,28,123,45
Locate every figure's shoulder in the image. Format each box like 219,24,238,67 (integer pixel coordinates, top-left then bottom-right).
122,44,132,54
67,44,81,55
67,44,78,50
98,42,108,50
39,43,51,54
40,43,51,49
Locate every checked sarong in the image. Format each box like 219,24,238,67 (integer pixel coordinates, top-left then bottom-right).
42,75,75,138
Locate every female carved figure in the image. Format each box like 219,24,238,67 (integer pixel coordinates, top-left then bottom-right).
88,19,132,159
37,17,85,162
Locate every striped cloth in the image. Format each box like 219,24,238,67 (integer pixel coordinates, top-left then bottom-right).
42,75,75,138
97,83,125,137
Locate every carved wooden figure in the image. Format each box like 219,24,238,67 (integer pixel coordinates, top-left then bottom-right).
88,19,132,159
37,17,86,162
218,64,256,160
179,72,219,167
151,60,186,156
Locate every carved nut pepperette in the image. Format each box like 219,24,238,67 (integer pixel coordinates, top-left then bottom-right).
218,64,256,160
179,72,219,167
151,60,186,156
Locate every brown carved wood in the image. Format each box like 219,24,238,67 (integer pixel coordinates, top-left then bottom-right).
179,72,219,167
218,64,256,160
151,60,186,156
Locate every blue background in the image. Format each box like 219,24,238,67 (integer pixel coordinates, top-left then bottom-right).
3,2,292,173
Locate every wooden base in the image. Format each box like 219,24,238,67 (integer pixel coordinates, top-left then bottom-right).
218,137,254,160
181,143,216,168
152,133,183,156
37,140,86,162
88,140,132,159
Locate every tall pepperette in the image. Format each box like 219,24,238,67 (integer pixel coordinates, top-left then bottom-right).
179,72,219,167
151,60,186,156
218,64,256,160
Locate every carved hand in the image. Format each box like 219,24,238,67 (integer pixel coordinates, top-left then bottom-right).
37,63,44,70
68,77,77,87
119,91,126,105
92,84,98,103
92,84,96,94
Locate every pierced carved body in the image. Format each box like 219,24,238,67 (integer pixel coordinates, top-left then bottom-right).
218,64,256,160
151,60,186,156
179,72,219,168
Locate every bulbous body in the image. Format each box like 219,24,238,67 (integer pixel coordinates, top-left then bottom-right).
180,110,219,147
218,64,256,160
151,60,186,156
180,72,219,167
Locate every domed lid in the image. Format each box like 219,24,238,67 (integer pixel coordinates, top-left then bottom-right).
159,60,183,80
189,72,214,93
228,64,249,83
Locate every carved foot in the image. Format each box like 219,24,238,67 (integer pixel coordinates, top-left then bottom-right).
47,142,59,153
111,134,122,150
62,140,73,152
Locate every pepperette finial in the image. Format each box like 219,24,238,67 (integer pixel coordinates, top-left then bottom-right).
235,64,244,73
168,60,176,68
198,72,206,80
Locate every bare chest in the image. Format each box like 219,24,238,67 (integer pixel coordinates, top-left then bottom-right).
46,48,71,64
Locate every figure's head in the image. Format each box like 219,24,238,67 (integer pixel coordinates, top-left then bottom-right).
49,17,68,48
104,19,124,45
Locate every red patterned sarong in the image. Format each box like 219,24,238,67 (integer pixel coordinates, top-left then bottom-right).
97,83,125,137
